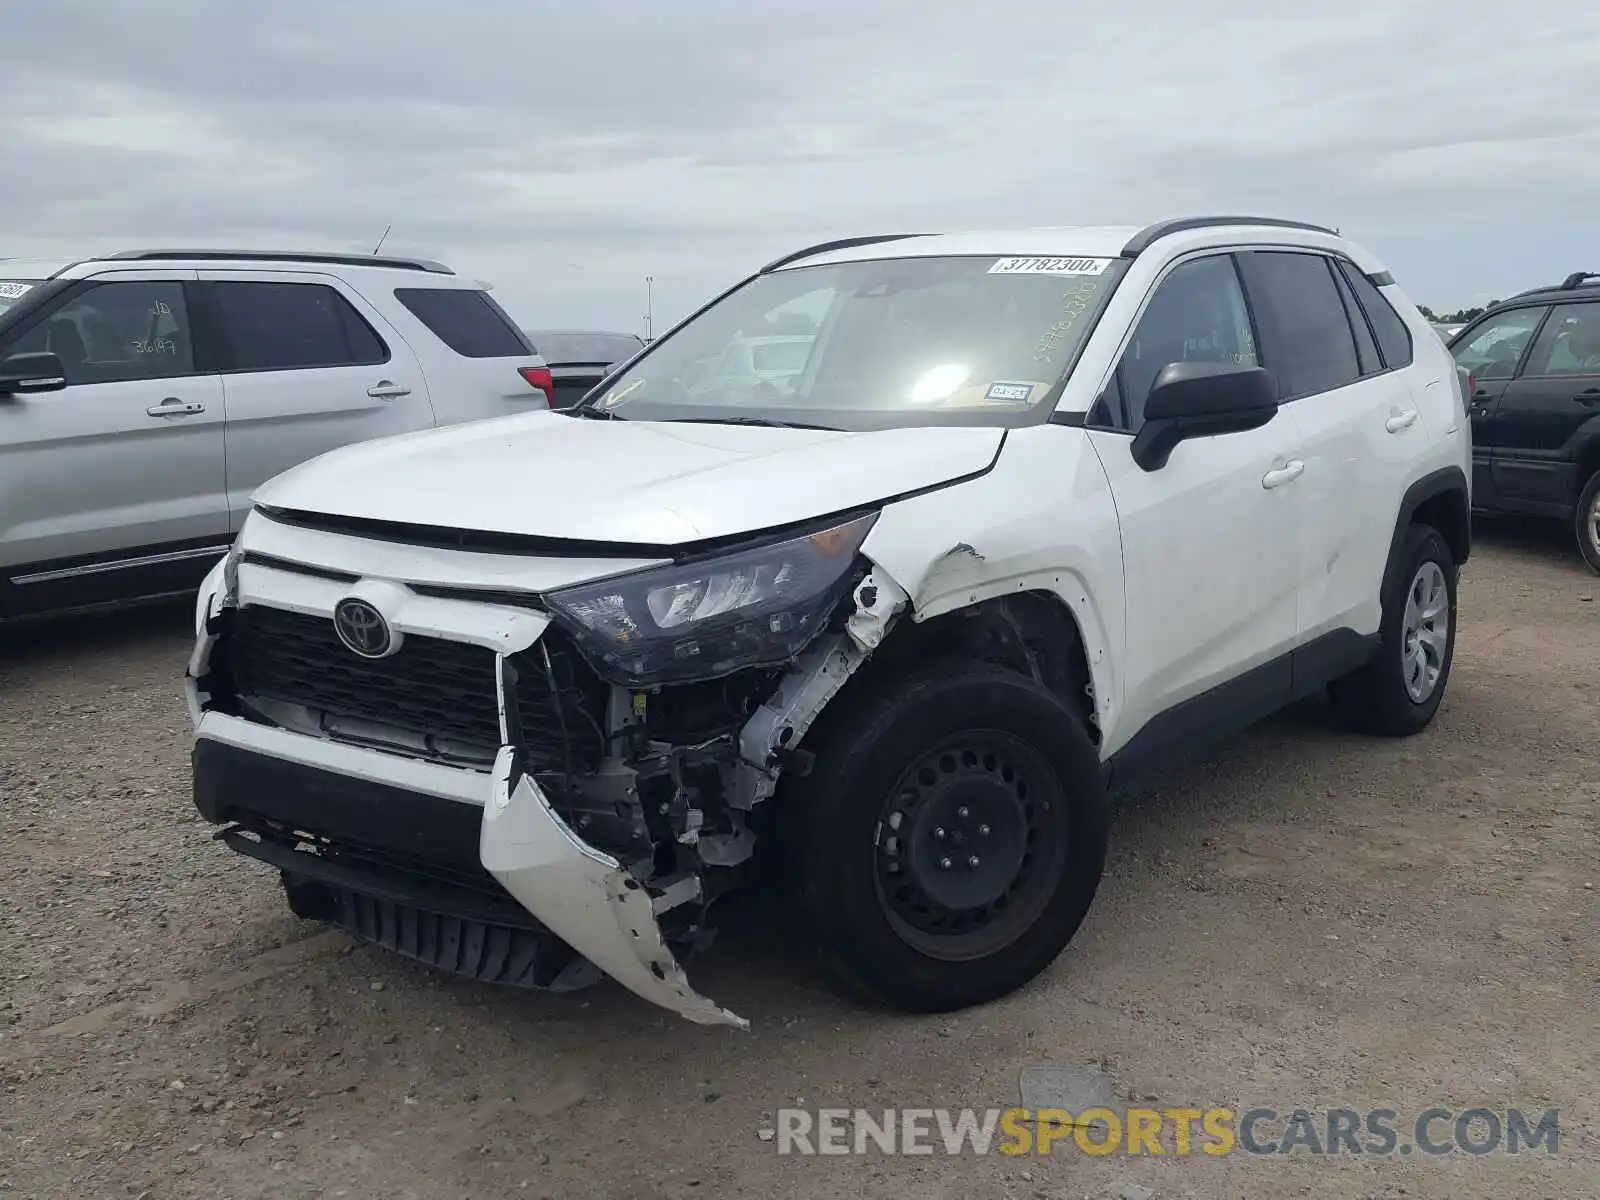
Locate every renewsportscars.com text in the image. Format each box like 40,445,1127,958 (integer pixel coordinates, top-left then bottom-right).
768,1106,1561,1157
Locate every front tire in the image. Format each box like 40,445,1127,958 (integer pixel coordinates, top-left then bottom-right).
782,661,1108,1012
1328,523,1458,736
1575,469,1600,576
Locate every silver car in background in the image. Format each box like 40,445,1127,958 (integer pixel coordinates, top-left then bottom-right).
0,249,549,621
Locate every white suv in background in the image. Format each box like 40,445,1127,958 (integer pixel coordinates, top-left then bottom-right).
185,217,1472,1029
0,249,551,620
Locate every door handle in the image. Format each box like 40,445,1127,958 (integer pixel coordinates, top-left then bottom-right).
1262,460,1305,489
146,397,205,417
1385,409,1419,433
367,380,411,399
1576,389,1600,407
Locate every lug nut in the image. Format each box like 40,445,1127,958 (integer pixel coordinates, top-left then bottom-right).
968,856,980,867
957,806,970,818
934,827,946,840
939,857,952,870
978,824,990,836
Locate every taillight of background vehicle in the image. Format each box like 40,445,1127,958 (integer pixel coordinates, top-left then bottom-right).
519,366,555,406
1453,364,1474,418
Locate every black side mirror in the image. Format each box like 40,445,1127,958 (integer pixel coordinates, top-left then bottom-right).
0,351,68,396
1130,361,1278,471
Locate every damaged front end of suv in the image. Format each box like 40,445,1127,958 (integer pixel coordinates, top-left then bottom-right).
187,508,908,1029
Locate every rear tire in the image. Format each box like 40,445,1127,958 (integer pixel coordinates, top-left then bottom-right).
1328,523,1458,736
1575,469,1600,576
781,661,1108,1012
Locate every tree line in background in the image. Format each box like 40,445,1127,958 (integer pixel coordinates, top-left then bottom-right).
1419,301,1502,325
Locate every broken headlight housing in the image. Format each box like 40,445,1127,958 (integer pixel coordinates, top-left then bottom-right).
545,513,877,686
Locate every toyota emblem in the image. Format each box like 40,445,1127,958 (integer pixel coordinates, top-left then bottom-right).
332,597,394,658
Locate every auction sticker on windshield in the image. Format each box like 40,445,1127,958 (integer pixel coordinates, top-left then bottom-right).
988,257,1111,276
984,382,1035,402
0,281,33,300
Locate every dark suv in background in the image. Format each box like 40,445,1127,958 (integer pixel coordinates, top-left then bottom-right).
523,329,644,410
1449,272,1600,573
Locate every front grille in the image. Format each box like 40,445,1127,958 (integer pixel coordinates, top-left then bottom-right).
219,604,607,771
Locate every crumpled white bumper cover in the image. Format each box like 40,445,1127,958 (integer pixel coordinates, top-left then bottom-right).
481,748,748,1029
188,550,747,1029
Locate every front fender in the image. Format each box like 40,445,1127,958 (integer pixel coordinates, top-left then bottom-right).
858,424,1126,749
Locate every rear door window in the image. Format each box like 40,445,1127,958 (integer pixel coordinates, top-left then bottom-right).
211,281,388,372
394,288,532,358
1521,302,1600,376
1247,252,1361,399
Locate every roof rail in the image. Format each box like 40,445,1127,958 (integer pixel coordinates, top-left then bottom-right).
760,233,932,273
1503,272,1600,301
101,248,455,274
1120,216,1339,257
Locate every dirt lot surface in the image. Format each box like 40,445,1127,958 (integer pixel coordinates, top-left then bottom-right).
3,520,1596,1200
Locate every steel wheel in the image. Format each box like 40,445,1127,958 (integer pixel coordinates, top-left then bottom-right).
872,731,1067,962
1401,560,1450,703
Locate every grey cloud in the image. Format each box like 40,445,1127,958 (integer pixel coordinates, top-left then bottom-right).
5,0,1600,323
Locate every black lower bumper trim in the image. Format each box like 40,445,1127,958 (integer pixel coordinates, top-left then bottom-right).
330,885,599,991
195,736,602,992
194,736,487,870
221,828,537,929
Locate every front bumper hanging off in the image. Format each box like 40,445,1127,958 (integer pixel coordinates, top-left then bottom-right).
480,747,747,1028
187,538,910,1029
186,552,753,1029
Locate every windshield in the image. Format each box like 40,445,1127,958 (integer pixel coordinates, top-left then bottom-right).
585,254,1125,430
0,280,41,317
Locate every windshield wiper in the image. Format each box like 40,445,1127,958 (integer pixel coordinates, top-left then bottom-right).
568,404,625,420
667,416,841,432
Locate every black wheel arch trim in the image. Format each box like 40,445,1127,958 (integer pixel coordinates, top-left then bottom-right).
1381,466,1471,605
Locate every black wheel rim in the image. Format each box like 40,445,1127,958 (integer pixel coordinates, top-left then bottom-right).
871,730,1069,962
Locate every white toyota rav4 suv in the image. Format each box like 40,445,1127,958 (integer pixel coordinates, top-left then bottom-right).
186,217,1472,1028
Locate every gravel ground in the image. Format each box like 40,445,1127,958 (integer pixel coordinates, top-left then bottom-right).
2,519,1596,1200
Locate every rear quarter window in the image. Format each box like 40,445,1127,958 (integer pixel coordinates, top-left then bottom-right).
394,288,533,358
1338,261,1414,369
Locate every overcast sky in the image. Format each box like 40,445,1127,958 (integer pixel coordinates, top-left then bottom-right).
4,0,1597,333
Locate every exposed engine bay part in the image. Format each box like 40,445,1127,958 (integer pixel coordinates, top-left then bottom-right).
844,570,910,652
475,566,913,1026
725,570,911,809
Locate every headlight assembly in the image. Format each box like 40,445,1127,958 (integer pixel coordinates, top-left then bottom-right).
544,512,878,686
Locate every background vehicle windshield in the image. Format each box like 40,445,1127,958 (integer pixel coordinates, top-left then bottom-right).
588,254,1125,429
0,280,42,317
527,330,643,365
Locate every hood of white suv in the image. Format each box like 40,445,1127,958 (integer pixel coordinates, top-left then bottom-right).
252,410,1004,545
